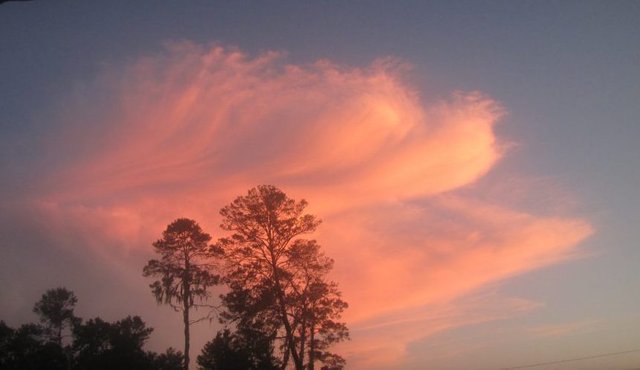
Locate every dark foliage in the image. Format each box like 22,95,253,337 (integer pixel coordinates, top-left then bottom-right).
1,289,182,370
197,326,279,370
148,347,185,370
0,321,67,370
32,287,80,345
72,315,153,370
217,185,349,370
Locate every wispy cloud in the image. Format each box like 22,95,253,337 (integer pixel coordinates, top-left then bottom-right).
22,42,592,368
339,292,544,368
527,319,601,338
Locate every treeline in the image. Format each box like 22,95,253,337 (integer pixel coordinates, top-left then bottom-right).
143,185,349,370
0,287,183,370
2,185,349,370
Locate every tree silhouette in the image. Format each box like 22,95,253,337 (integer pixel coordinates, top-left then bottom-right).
147,347,185,370
32,287,79,346
72,316,154,370
0,321,67,370
285,241,348,370
143,218,220,370
197,326,279,370
198,329,249,370
3,289,184,370
217,185,349,370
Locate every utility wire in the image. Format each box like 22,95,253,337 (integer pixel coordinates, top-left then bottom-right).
502,348,640,369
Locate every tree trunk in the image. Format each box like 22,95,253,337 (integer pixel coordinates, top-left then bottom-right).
183,265,191,370
183,249,191,370
309,321,315,370
273,268,303,370
298,315,307,368
268,244,303,370
281,336,290,370
278,290,303,369
183,304,190,370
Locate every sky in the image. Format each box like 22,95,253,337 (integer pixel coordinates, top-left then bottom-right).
1,1,639,369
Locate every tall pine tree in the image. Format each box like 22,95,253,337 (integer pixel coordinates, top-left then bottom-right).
143,218,219,370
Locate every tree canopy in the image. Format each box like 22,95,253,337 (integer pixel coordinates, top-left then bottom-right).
32,287,79,345
73,316,153,370
197,327,279,370
217,185,349,370
0,321,66,370
1,289,182,370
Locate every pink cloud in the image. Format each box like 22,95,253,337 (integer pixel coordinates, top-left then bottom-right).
320,196,591,325
32,42,592,368
338,293,543,369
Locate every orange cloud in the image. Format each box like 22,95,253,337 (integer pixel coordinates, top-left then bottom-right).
32,42,592,368
320,196,591,325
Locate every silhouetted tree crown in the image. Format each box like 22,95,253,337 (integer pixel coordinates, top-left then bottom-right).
143,217,220,370
197,327,279,370
32,287,80,346
0,321,66,370
216,185,349,370
73,316,153,370
147,347,185,370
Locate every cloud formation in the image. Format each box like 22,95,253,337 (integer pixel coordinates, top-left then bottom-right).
527,319,600,338
27,42,591,368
